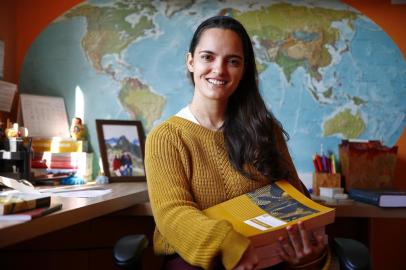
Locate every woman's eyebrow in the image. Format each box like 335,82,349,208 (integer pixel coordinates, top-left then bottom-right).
198,50,243,59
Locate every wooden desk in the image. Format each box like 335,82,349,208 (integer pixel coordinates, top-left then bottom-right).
0,182,148,248
328,200,406,218
325,201,406,270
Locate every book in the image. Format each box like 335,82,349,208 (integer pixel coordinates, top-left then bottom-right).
348,188,406,207
25,137,88,153
0,192,51,215
203,180,335,269
0,203,62,221
31,152,94,182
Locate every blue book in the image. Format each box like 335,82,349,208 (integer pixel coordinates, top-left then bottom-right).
348,188,406,207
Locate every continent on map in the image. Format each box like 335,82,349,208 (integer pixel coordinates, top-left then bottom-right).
231,3,357,82
64,1,157,73
119,78,166,131
163,0,196,17
323,109,365,138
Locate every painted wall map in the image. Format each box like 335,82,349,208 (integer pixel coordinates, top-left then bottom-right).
20,0,406,174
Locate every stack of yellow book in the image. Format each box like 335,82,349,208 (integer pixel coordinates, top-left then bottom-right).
204,180,335,269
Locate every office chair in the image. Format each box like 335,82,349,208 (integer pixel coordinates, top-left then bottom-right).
113,234,149,270
113,234,371,270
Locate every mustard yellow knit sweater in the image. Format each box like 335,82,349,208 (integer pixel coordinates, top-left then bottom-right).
145,116,305,270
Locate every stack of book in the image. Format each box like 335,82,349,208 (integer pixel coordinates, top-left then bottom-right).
349,188,406,207
203,180,335,269
0,191,62,221
29,137,93,182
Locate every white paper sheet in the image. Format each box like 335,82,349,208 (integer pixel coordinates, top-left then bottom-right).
0,176,40,194
54,189,112,198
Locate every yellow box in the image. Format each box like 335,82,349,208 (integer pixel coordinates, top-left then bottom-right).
312,173,341,196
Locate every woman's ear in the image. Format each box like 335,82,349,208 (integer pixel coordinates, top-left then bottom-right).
186,53,194,72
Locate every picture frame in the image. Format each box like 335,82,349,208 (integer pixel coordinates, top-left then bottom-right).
96,119,146,182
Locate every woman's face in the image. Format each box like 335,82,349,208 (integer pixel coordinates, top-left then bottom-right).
187,28,244,103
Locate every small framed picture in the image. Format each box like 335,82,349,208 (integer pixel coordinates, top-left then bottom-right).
96,120,146,182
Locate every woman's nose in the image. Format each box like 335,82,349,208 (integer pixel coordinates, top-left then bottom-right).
212,59,225,75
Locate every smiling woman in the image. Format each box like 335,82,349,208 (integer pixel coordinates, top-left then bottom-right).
145,16,330,270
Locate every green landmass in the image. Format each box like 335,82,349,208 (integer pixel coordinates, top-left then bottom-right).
164,0,196,17
232,3,357,81
119,78,166,131
323,109,365,138
256,61,266,74
308,87,319,101
323,87,333,99
65,1,156,73
275,52,306,82
351,96,366,105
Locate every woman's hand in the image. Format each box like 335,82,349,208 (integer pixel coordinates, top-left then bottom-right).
277,221,327,267
233,244,259,270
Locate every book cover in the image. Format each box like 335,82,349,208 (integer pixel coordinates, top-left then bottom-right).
0,192,51,215
203,180,335,268
0,203,62,221
349,188,406,207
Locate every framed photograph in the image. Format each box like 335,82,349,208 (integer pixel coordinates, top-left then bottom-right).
96,120,146,182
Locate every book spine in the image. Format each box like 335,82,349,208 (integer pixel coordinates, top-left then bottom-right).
36,196,51,208
2,201,36,215
348,189,380,206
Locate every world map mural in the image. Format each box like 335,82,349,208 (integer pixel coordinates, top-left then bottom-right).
20,0,406,174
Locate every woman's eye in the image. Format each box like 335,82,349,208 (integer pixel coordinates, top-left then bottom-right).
229,58,242,66
201,54,213,61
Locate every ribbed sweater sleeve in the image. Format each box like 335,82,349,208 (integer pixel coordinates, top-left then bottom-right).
145,120,250,269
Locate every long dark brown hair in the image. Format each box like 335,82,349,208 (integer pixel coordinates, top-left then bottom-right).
188,16,291,181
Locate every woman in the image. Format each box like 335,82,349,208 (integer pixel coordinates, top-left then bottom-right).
145,16,329,270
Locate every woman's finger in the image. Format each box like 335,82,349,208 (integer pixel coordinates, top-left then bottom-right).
287,225,304,258
278,236,298,264
313,232,328,250
298,222,312,255
279,236,295,257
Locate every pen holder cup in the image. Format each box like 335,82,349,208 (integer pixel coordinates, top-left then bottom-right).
312,173,341,196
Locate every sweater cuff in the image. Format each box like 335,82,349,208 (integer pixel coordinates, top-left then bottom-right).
220,231,250,270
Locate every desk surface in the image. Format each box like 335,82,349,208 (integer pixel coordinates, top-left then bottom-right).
331,201,406,218
0,182,148,248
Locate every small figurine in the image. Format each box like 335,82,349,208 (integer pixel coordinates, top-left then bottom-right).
70,117,85,140
5,123,20,138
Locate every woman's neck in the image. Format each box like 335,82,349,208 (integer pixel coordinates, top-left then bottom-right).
189,99,226,131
